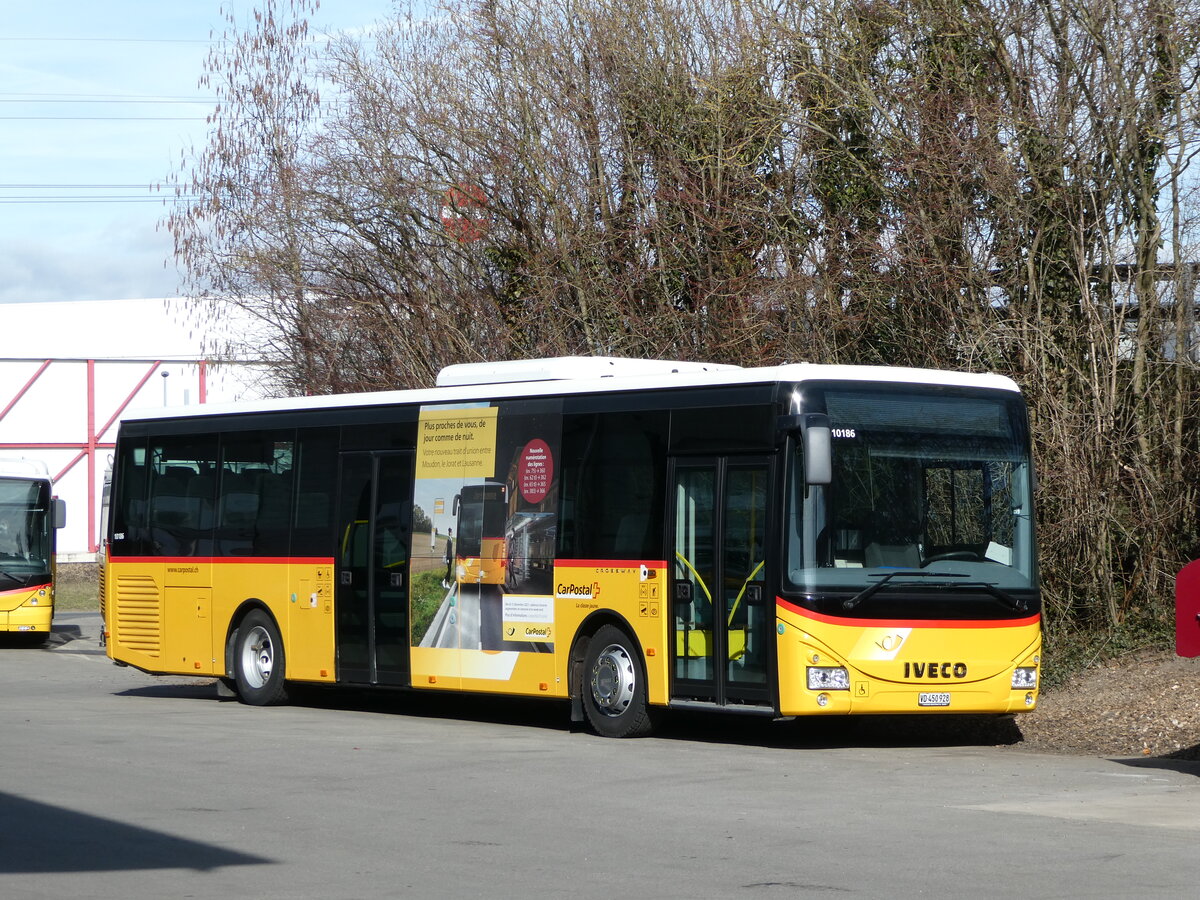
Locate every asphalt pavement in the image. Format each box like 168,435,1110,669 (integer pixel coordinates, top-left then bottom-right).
0,611,1198,898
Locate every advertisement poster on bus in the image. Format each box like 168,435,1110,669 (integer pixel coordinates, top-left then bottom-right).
409,399,561,683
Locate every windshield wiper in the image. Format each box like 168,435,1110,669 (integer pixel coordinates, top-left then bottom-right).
922,581,1030,613
843,571,970,610
0,569,25,587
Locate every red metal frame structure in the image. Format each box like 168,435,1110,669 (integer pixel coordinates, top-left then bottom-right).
0,357,209,554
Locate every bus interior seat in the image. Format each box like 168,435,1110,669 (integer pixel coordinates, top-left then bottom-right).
165,465,195,482
256,473,290,530
863,512,921,568
185,475,216,528
149,475,194,526
216,474,260,540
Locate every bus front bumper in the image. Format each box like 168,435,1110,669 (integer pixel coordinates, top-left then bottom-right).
0,588,53,632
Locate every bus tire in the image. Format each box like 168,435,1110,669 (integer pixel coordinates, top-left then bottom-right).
233,609,288,706
582,625,655,738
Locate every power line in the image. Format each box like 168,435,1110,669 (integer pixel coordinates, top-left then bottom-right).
0,183,159,189
2,110,343,122
0,116,207,121
0,184,163,189
0,36,217,44
0,186,198,204
0,98,215,105
0,91,209,99
0,33,379,47
0,197,196,205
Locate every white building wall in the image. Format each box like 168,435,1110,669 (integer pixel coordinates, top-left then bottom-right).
0,299,278,559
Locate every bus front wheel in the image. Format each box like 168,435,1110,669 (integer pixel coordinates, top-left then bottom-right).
233,609,288,706
582,625,655,738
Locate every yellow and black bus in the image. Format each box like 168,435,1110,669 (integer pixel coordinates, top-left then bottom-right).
451,480,508,587
101,357,1040,737
1,459,65,642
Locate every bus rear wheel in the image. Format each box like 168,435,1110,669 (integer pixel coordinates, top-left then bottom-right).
233,609,288,706
582,625,655,738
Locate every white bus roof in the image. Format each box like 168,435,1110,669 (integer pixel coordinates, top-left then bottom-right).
123,358,1022,423
0,457,51,478
435,356,740,386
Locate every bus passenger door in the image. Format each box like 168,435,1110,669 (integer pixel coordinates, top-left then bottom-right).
671,457,771,707
336,451,413,686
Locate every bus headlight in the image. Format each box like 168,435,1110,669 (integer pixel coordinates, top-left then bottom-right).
1012,667,1038,689
807,667,850,691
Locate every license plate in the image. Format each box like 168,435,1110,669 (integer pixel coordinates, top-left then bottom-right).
918,692,951,707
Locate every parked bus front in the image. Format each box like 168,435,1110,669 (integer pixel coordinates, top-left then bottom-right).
779,382,1040,715
0,460,65,642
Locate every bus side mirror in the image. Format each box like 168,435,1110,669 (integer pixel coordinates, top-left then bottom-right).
800,414,832,485
53,497,67,529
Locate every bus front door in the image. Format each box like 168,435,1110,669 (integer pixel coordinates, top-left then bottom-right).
671,457,771,707
335,451,413,686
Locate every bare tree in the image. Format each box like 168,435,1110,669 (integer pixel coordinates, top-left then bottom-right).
169,0,1200,643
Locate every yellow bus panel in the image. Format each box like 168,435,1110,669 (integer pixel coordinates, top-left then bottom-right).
551,561,670,706
0,583,53,633
105,558,336,684
776,599,1040,716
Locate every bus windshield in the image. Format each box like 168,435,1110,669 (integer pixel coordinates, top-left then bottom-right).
453,482,507,558
786,386,1036,609
0,477,52,585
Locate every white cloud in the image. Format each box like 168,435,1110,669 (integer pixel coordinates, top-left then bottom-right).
0,223,180,303
0,1,397,305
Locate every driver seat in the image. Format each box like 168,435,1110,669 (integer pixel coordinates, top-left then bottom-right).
863,512,921,568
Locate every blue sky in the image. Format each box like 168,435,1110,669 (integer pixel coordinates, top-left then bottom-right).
1,1,397,304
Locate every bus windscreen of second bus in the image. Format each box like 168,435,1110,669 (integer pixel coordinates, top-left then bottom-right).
0,478,52,588
787,387,1036,608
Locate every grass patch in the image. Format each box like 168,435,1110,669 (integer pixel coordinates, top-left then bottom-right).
54,562,100,612
410,570,448,644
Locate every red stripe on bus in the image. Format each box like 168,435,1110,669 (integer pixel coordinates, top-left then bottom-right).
1,583,49,598
777,596,1040,629
110,556,665,568
554,559,668,569
111,556,335,565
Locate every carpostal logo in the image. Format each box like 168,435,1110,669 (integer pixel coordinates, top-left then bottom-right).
556,581,601,600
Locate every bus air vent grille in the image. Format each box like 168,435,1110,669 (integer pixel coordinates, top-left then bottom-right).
114,575,161,657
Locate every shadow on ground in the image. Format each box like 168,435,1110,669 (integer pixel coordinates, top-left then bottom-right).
0,792,268,874
109,675,1026,750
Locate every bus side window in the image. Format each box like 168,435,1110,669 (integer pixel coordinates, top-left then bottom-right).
147,436,217,557
213,432,295,557
216,472,258,556
255,471,291,555
560,411,667,560
114,457,149,554
292,429,338,557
